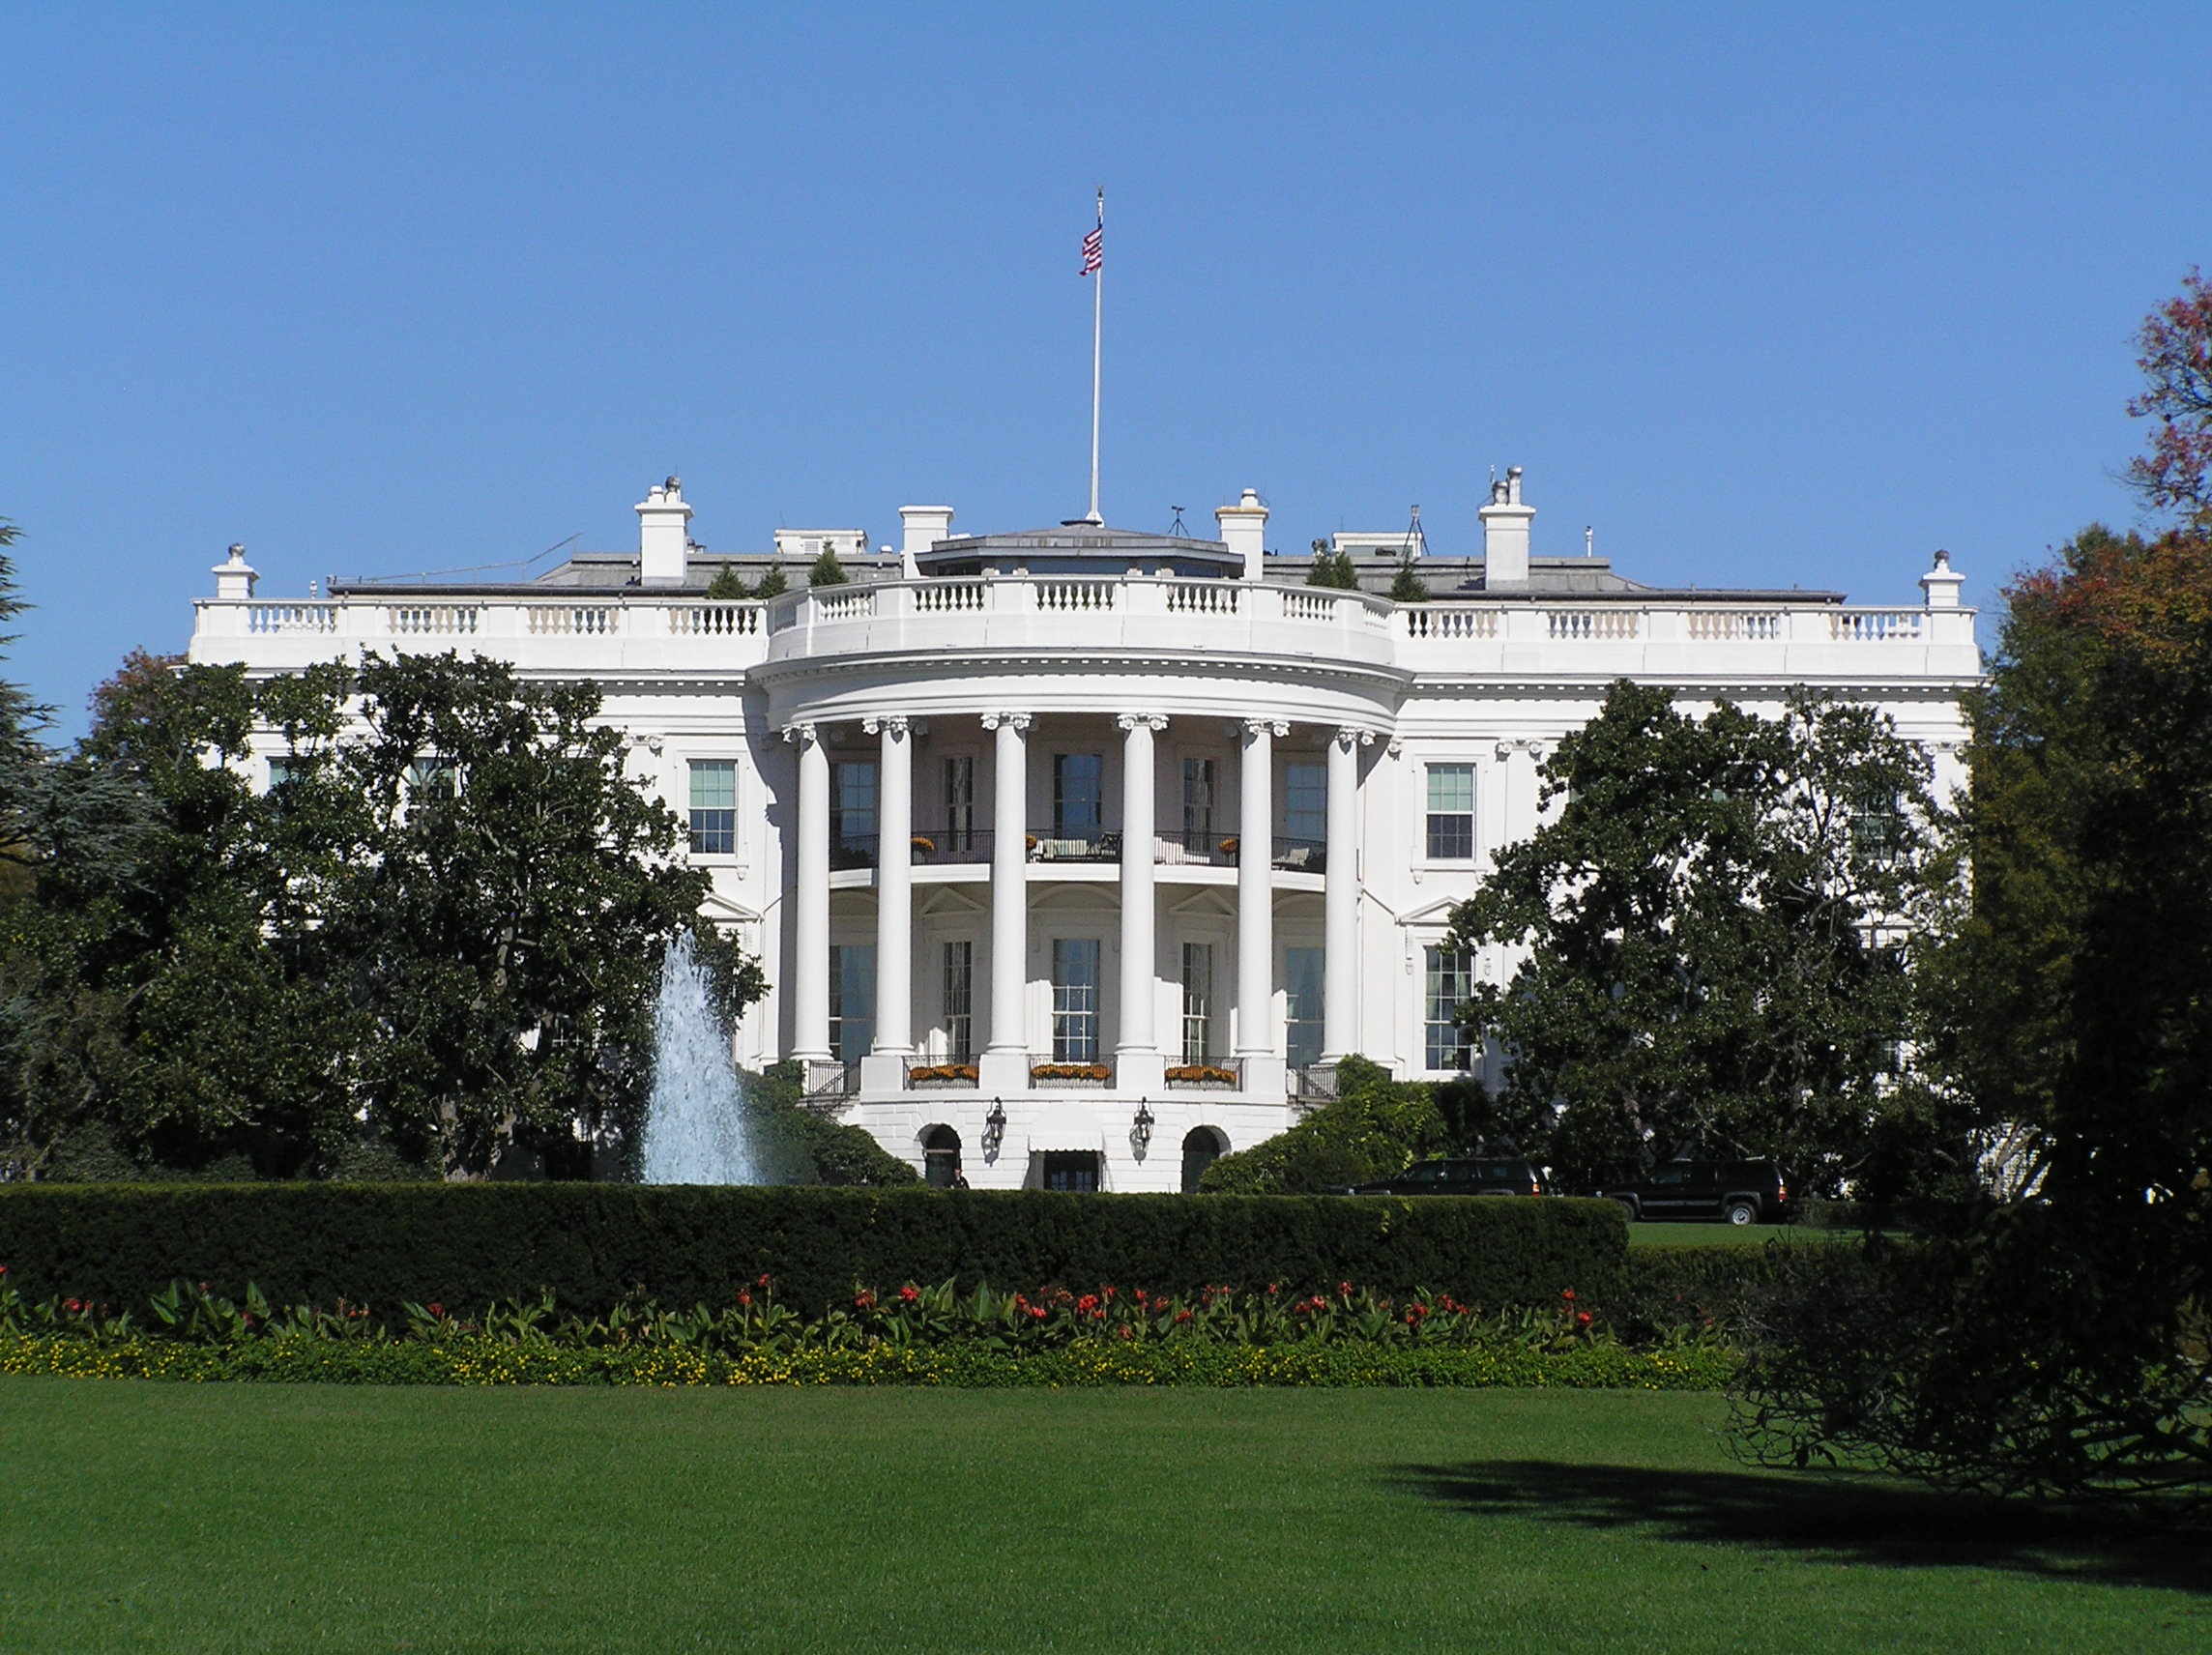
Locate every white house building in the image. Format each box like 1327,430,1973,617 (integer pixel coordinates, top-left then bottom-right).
188,471,1978,1193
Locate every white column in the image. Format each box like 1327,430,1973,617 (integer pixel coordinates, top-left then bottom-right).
1237,717,1287,1094
860,714,913,1089
1321,727,1366,1065
1117,713,1166,1092
979,711,1032,1093
787,723,831,1065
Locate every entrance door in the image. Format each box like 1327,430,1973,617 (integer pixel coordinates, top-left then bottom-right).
1039,1150,1101,1192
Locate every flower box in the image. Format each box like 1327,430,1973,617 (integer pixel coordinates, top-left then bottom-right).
907,1062,977,1087
1164,1063,1238,1089
1029,1062,1112,1086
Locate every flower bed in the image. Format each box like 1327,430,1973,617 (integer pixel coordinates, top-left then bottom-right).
0,1275,1732,1389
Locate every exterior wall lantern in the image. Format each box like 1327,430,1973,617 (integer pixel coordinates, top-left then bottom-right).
1131,1099,1155,1150
982,1098,1006,1158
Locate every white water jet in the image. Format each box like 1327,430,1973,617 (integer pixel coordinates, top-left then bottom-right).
641,930,758,1184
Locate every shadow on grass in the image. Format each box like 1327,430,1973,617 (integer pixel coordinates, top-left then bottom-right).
1397,1460,2212,1597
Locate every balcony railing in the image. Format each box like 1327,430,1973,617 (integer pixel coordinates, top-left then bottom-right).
1027,828,1121,863
1271,836,1326,872
1030,1055,1115,1088
908,827,993,865
830,831,877,870
1159,828,1237,866
903,1058,979,1089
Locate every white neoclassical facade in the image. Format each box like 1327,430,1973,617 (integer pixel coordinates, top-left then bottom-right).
188,471,1978,1193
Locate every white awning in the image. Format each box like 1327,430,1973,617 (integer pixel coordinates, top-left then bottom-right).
1025,1101,1106,1153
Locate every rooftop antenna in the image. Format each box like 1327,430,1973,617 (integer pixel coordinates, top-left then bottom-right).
1168,505,1187,537
1080,187,1106,525
1404,504,1425,560
1586,525,1594,559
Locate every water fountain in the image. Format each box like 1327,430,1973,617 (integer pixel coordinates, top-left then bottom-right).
640,930,758,1184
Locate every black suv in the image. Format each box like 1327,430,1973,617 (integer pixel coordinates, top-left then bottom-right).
1592,1160,1793,1225
1347,1157,1547,1198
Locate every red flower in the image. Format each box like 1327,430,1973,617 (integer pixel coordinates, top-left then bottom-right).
757,1273,772,1290
1265,1284,1279,1297
1560,1289,1577,1302
1577,1311,1593,1326
1338,1281,1353,1298
427,1302,444,1317
738,1290,752,1308
1408,1303,1430,1321
1175,1308,1193,1323
898,1285,919,1305
1076,1294,1098,1314
854,1291,877,1311
1117,1324,1134,1340
1028,1304,1048,1321
0,1263,10,1275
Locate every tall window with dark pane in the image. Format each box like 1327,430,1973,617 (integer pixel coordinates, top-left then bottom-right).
1052,938,1100,1061
944,755,975,852
1426,763,1474,859
829,944,875,1064
1182,756,1214,853
1285,946,1324,1070
1054,752,1102,840
1284,760,1325,858
942,940,973,1062
832,761,877,867
688,760,737,855
1424,945,1474,1071
1180,942,1213,1062
922,1125,962,1189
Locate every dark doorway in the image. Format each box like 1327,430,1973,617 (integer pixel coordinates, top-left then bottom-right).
1180,1126,1227,1193
922,1124,962,1189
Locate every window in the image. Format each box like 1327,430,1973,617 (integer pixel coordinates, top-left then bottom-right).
688,760,737,855
1424,945,1474,1071
944,755,975,851
1052,937,1100,1062
831,756,876,845
1426,764,1475,859
1851,789,1905,862
1285,946,1324,1070
1054,753,1103,838
830,944,875,1064
266,757,296,791
1182,757,1215,846
942,941,974,1062
407,758,455,799
1180,943,1214,1062
1285,761,1326,844
1039,1150,1100,1192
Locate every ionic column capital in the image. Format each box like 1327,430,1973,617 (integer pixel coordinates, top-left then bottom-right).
1238,717,1289,740
1116,713,1168,734
980,711,1032,733
861,713,911,738
781,721,818,746
1332,726,1377,751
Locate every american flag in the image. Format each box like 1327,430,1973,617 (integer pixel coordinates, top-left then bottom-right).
1080,223,1102,276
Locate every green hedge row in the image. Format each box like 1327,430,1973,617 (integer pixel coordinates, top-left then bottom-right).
0,1331,1726,1389
0,1185,1626,1320
1606,1237,1884,1339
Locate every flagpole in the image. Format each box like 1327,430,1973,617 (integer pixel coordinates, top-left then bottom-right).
1087,186,1104,525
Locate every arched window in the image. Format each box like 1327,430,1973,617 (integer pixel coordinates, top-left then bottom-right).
1181,1126,1228,1194
922,1124,962,1189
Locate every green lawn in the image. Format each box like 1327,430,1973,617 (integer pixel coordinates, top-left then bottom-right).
1628,1220,1830,1245
1,1381,2202,1653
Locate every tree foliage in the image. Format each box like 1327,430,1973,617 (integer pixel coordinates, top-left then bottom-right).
1740,274,2212,1512
1305,539,1360,590
1447,681,1942,1195
1198,1057,1444,1193
0,641,764,1183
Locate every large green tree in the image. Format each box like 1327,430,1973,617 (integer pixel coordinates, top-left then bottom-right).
1740,275,2212,1510
1446,682,1942,1194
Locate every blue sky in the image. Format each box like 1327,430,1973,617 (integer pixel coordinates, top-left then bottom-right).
3,5,2207,735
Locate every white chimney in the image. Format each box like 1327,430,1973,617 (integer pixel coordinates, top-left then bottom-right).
212,543,257,600
636,476,693,586
899,505,954,574
1920,548,1964,609
1479,465,1533,588
1216,488,1269,582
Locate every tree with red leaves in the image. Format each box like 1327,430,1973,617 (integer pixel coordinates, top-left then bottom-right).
2126,269,2212,528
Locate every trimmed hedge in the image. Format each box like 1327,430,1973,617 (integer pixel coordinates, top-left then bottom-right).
1604,1237,1886,1339
0,1185,1625,1321
0,1331,1727,1389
